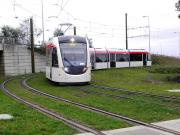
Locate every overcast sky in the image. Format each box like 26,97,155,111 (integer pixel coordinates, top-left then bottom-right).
0,0,180,57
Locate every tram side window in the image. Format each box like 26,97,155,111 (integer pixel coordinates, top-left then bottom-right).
116,54,129,62
147,54,151,61
52,48,59,67
90,53,95,63
130,54,142,61
46,48,52,66
96,54,108,62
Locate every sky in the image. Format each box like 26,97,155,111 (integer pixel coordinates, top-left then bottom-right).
0,0,180,57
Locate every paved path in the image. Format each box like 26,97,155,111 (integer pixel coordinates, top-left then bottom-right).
77,119,180,135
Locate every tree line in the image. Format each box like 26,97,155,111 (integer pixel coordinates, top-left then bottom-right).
0,19,64,45
176,0,180,18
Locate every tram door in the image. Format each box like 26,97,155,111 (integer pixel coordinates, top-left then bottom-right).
90,53,95,69
50,49,53,79
46,47,53,79
110,54,116,68
143,54,147,66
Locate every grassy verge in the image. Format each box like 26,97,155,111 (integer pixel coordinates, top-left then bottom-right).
91,67,180,97
90,55,180,97
0,85,76,134
79,86,180,108
6,77,131,131
0,77,5,83
152,54,180,66
28,73,180,123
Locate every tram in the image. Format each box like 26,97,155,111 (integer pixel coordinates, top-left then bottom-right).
46,35,151,84
46,36,91,84
90,48,151,70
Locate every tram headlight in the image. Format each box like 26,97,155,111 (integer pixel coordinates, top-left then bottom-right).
64,67,69,73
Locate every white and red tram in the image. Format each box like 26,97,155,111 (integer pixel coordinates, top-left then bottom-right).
46,35,151,84
90,48,110,69
46,36,91,84
129,49,151,67
90,48,151,70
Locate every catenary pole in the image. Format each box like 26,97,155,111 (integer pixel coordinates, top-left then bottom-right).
30,17,35,73
74,26,76,35
41,0,45,44
125,13,128,50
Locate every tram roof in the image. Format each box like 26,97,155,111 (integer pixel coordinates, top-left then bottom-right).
58,36,86,44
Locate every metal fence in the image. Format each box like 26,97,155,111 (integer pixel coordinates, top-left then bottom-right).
0,37,15,45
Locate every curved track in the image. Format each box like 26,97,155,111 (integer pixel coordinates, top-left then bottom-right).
22,78,180,135
0,79,105,135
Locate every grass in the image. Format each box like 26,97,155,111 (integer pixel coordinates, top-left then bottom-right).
1,55,180,134
152,54,180,67
27,73,180,123
0,84,77,135
6,77,131,131
79,86,180,108
92,54,180,97
0,77,5,83
91,67,180,96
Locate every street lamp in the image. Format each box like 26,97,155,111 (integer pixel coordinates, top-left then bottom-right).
143,16,151,53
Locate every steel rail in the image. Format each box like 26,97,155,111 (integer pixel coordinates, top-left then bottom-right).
23,78,180,135
0,79,105,135
92,85,180,102
78,88,180,111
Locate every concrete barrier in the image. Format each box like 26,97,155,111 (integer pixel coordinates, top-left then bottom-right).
2,44,46,76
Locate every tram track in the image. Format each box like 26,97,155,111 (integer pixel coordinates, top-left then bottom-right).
78,87,180,111
22,77,180,135
0,79,105,135
92,85,180,102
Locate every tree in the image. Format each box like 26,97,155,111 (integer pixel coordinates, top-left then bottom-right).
18,19,42,45
18,19,30,44
1,25,30,44
1,19,42,45
53,28,64,37
1,25,20,42
175,0,180,18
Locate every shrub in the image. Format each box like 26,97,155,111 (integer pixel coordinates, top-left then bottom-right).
167,75,180,83
149,67,180,74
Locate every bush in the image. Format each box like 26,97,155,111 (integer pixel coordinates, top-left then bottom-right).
149,67,180,74
151,54,180,67
167,75,180,83
28,45,46,55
